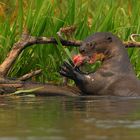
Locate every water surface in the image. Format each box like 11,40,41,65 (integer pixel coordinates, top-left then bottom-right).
0,96,140,140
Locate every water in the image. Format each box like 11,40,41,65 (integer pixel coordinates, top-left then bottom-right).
0,96,140,140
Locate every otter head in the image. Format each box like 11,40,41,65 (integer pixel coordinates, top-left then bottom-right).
73,32,122,66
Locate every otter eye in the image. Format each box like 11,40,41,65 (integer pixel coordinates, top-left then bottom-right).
87,42,92,46
107,36,112,42
89,42,93,47
87,42,95,48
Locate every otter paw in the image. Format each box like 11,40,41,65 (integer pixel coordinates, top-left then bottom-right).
60,61,74,78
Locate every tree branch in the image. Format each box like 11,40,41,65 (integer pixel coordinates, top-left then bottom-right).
124,41,140,48
18,69,42,81
0,32,139,77
0,33,30,77
0,33,82,77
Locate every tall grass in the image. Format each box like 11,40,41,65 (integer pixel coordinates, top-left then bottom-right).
0,0,140,82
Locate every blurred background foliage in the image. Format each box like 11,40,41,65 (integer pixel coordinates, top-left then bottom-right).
0,0,140,83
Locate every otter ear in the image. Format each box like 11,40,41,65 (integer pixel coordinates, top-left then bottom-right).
106,36,112,43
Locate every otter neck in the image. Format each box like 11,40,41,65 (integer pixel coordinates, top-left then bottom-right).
100,44,135,75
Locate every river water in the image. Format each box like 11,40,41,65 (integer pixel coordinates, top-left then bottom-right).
0,96,140,140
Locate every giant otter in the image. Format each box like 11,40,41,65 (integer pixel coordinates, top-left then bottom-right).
60,32,140,96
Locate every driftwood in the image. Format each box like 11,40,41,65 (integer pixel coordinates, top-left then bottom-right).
0,29,140,96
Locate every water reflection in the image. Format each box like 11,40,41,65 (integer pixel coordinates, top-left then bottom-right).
0,96,140,140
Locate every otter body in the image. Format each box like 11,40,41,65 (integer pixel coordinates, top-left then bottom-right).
60,32,140,96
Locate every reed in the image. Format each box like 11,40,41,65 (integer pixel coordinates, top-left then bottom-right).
0,0,140,82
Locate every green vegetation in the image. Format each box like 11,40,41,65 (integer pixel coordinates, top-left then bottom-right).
0,0,140,83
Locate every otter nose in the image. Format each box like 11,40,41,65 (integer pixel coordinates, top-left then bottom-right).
79,45,86,54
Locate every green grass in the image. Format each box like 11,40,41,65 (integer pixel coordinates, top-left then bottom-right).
0,0,140,82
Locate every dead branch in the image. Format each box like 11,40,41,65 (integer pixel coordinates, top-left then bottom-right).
18,69,42,81
30,36,140,48
0,31,140,96
130,34,140,42
0,32,140,78
0,33,82,77
124,41,140,48
0,33,30,77
124,34,140,48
